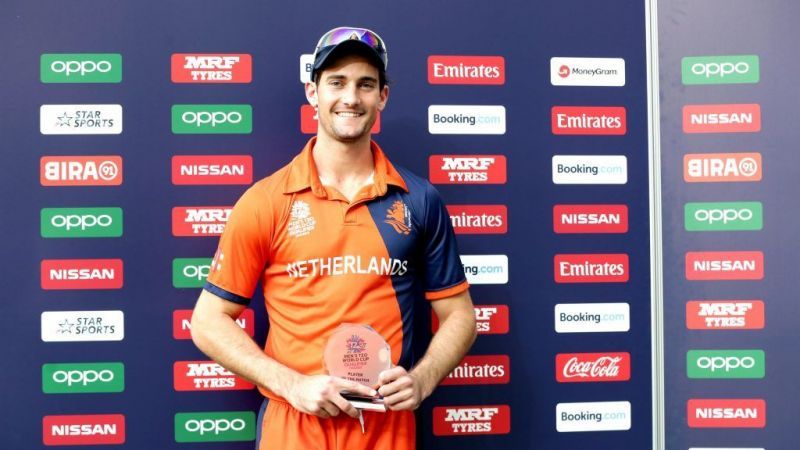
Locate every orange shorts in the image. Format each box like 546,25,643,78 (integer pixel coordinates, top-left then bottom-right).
256,398,416,450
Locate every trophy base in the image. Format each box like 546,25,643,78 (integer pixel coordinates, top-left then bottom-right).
343,393,386,412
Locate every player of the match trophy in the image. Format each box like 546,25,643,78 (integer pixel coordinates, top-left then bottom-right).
323,323,391,412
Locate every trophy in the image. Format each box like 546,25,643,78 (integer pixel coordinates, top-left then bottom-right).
324,323,391,412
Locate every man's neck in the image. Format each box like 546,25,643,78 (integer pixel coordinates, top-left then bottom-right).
312,134,375,200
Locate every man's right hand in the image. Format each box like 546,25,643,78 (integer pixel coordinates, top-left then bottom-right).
285,374,377,419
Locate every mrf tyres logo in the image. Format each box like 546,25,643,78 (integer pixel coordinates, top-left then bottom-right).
686,300,765,330
41,207,123,238
447,205,507,234
683,104,761,133
432,305,510,335
43,414,125,446
171,54,252,83
429,155,507,185
172,155,253,185
173,309,255,340
556,401,631,432
433,405,511,436
41,54,122,83
554,254,629,283
172,206,232,237
428,105,506,135
42,362,124,394
441,355,510,385
427,55,505,85
175,411,255,443
685,202,762,231
550,57,625,86
41,310,124,342
556,352,630,383
171,105,252,134
41,259,123,290
40,105,122,135
687,399,766,428
551,106,626,135
687,350,765,379
685,251,764,280
41,156,122,186
553,204,628,234
682,55,759,85
174,361,254,391
684,153,762,183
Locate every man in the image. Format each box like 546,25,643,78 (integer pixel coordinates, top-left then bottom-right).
191,27,476,450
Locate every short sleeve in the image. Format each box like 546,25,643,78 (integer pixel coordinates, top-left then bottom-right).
204,186,272,305
422,183,469,300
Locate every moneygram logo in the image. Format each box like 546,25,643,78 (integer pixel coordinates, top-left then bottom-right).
40,105,122,135
682,55,759,85
172,207,232,237
171,54,252,83
171,105,252,134
428,105,506,135
552,155,627,184
173,309,254,340
556,401,631,432
556,352,630,383
555,303,630,333
173,258,212,288
41,310,124,342
685,202,762,231
687,350,765,379
432,405,511,436
553,204,628,234
550,57,625,86
460,255,508,284
172,155,252,185
41,207,123,238
429,155,507,185
447,205,507,234
43,414,125,446
41,259,123,290
686,300,765,330
41,54,122,83
683,104,761,133
441,355,510,385
300,104,380,134
40,156,123,186
551,106,626,135
42,362,124,394
684,153,762,183
687,399,766,428
554,254,629,283
427,55,505,85
175,412,255,442
174,361,254,391
685,251,764,280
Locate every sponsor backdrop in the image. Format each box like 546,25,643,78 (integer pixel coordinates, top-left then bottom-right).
2,0,655,448
658,0,800,449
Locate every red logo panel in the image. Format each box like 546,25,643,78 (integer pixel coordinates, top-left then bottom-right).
171,53,252,83
687,399,766,428
441,355,510,385
43,414,125,446
686,300,764,330
427,55,505,85
173,360,255,391
683,104,761,133
300,105,380,134
172,206,232,237
554,254,629,283
433,405,510,436
556,352,630,382
446,205,507,234
429,155,507,185
40,156,123,186
551,106,626,135
685,251,764,280
41,259,123,290
433,305,509,335
173,309,254,339
171,155,253,185
683,152,762,183
553,204,628,234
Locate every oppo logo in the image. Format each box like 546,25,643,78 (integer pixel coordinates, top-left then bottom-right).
181,111,242,127
692,62,750,78
51,214,112,230
53,369,114,386
696,356,755,372
694,208,752,224
183,264,210,280
50,60,112,76
185,419,246,435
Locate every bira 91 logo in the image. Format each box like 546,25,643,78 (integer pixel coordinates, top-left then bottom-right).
553,204,628,233
687,399,766,428
686,300,765,330
42,362,125,394
447,205,507,234
684,152,762,183
556,352,630,383
41,156,123,186
685,251,764,280
554,254,629,283
683,104,761,133
441,355,510,385
43,414,125,446
175,411,256,443
172,207,232,237
172,155,253,185
433,405,511,436
171,105,252,134
41,53,122,83
173,309,254,339
171,54,252,83
174,361,255,391
41,259,123,290
300,104,380,134
551,106,626,135
427,55,505,85
429,155,507,185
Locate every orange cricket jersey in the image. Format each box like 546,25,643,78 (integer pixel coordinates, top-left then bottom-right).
204,138,468,400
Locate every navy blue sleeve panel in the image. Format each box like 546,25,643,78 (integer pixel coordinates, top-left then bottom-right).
203,281,251,306
421,181,469,298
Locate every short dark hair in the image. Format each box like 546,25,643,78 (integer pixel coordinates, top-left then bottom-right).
312,45,388,90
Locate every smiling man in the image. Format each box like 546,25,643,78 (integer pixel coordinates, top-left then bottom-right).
190,27,477,450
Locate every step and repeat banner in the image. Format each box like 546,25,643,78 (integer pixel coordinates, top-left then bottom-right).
2,0,654,448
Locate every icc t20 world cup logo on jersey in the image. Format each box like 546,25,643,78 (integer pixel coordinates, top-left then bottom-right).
385,200,411,235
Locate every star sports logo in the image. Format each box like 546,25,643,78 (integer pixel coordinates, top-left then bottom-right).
41,310,125,342
40,105,122,135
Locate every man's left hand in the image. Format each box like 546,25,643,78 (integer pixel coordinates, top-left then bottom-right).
377,366,426,411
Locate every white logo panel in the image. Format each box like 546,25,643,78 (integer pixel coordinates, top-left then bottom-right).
555,303,630,333
40,104,123,135
556,401,631,432
41,310,125,342
552,155,627,184
460,255,508,284
428,105,506,135
550,57,625,86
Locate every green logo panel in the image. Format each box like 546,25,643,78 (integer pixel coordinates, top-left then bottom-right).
173,258,213,288
175,411,256,442
687,349,765,379
171,105,252,134
41,53,122,83
681,55,759,85
42,362,125,393
684,201,762,231
41,207,123,238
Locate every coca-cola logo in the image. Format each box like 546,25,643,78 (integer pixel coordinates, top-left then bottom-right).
556,352,630,383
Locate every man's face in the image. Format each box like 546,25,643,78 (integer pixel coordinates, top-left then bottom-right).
306,54,389,143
